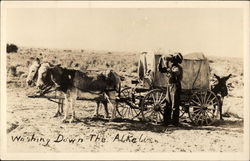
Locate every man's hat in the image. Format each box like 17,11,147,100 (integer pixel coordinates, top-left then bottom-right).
173,52,183,64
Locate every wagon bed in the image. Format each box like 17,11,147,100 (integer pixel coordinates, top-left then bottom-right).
115,51,221,126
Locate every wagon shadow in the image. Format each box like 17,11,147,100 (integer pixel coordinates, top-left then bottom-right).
212,119,243,128
77,116,243,133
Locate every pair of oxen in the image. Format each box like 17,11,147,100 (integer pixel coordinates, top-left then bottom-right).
26,58,122,123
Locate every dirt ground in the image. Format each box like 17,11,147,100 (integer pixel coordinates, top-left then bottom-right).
7,87,243,153
6,47,244,153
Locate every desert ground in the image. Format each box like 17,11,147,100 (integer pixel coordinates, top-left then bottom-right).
6,47,244,152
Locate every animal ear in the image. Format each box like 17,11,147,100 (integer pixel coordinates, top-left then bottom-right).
225,74,232,80
35,58,41,64
214,74,220,80
48,62,54,68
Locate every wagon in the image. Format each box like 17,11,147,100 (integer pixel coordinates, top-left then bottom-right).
115,51,221,126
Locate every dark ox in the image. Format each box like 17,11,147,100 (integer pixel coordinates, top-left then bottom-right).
36,62,122,123
211,73,232,120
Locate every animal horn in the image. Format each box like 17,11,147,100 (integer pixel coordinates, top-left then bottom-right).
214,74,220,80
226,74,232,80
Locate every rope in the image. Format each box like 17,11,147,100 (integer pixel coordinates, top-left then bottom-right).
192,61,203,89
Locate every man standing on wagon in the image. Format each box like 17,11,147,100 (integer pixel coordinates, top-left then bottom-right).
158,52,183,126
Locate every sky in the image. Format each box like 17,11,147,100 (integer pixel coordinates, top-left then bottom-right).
6,8,243,57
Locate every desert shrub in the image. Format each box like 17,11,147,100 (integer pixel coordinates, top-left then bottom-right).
106,62,110,68
92,59,97,65
80,65,89,71
26,60,31,67
132,67,137,73
8,66,17,77
68,60,74,67
17,71,25,77
51,59,56,64
133,61,138,67
75,63,80,67
7,43,18,53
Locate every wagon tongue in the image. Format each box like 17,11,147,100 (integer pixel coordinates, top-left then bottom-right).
34,85,53,97
40,85,54,95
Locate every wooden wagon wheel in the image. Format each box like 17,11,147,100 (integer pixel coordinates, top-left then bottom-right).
141,89,166,124
188,90,220,126
116,87,141,120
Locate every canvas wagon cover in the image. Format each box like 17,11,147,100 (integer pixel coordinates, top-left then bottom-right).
138,51,210,90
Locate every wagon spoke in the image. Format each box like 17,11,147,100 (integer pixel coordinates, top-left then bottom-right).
204,111,212,125
191,99,201,106
157,92,163,103
130,108,134,116
207,96,217,105
203,91,207,104
205,92,212,104
120,106,126,115
201,111,206,125
193,107,201,113
123,107,129,117
156,112,162,123
192,110,202,121
155,92,159,102
194,93,202,104
131,109,139,119
148,110,155,119
193,110,204,125
151,93,156,105
204,112,209,125
159,112,164,122
120,107,127,116
143,104,154,110
143,108,154,116
127,107,131,118
196,111,204,124
159,97,166,105
207,110,215,118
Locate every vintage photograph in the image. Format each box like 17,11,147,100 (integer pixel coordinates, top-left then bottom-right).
1,1,249,160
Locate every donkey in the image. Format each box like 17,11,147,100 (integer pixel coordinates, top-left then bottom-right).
211,73,232,120
26,58,41,86
27,59,64,116
27,58,119,119
36,62,121,123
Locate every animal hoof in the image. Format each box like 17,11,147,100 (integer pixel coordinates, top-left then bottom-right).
62,119,67,123
106,115,111,119
54,113,61,117
69,118,77,123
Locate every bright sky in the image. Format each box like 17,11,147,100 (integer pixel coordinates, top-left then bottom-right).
6,8,243,57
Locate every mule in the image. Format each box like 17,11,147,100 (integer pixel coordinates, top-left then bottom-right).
211,73,232,120
27,59,64,116
36,63,121,123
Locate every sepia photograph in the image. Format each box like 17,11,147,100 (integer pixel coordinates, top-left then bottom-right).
1,1,249,160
